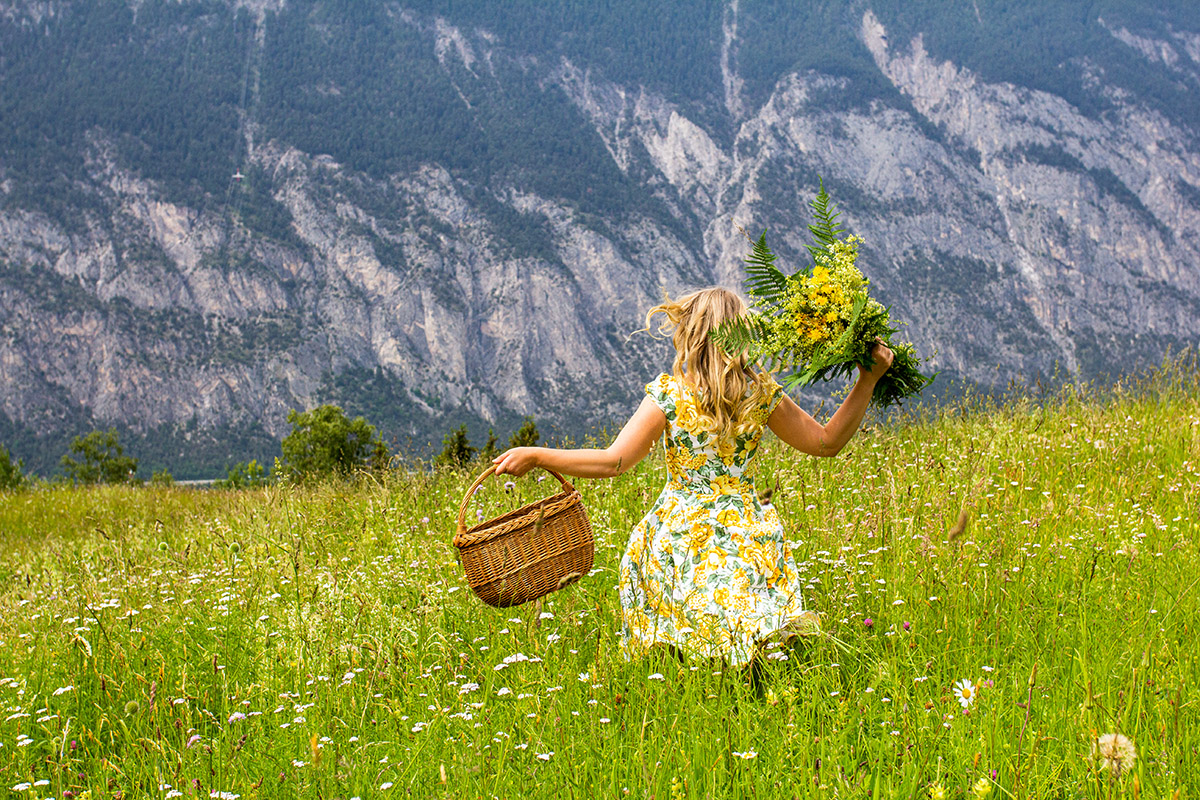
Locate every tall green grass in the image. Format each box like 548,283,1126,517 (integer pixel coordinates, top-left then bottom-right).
0,361,1197,798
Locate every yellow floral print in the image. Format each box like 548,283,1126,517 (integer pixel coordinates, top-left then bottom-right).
685,524,711,558
619,373,808,667
674,395,700,434
709,474,743,496
716,508,743,527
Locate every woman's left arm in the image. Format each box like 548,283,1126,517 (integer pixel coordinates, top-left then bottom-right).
492,396,666,479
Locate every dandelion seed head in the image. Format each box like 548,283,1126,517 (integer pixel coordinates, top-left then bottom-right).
1093,732,1136,777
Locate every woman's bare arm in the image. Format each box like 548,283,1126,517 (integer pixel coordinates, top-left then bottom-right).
767,340,894,457
492,395,666,479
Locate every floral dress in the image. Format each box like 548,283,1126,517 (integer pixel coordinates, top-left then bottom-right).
618,373,808,667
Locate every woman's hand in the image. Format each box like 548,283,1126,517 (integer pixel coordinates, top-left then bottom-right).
858,338,894,382
492,447,542,477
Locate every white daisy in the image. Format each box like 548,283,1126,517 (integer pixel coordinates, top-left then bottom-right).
952,678,976,708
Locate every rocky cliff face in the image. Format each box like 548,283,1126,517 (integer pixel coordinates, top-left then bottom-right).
1,2,1198,475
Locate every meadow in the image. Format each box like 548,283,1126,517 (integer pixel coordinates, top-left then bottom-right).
0,363,1197,799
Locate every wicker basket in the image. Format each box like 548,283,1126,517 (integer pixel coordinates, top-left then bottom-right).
453,466,595,608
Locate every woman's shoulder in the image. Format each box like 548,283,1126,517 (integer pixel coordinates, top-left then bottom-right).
646,372,673,392
645,372,679,411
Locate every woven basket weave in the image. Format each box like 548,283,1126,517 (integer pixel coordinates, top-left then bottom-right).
453,466,594,608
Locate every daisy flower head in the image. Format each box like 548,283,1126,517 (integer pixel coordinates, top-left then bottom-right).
953,678,976,709
1092,732,1136,777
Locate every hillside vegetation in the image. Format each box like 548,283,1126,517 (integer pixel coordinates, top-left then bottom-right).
4,1,1200,479
0,360,1196,797
6,0,1198,201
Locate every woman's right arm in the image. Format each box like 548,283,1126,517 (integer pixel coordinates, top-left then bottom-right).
767,340,893,457
491,395,666,479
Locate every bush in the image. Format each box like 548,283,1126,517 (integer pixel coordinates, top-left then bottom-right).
60,429,139,485
435,424,476,469
509,416,540,448
149,469,174,487
279,405,388,481
217,459,269,489
0,445,24,490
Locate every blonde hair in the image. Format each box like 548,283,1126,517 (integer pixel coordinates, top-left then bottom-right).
644,287,775,441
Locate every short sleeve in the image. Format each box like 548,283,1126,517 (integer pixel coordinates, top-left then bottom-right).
645,373,676,417
763,373,785,416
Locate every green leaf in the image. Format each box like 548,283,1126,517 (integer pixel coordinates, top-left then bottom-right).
743,231,790,310
805,178,844,264
710,314,771,360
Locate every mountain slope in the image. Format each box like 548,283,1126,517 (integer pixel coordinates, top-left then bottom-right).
1,1,1198,476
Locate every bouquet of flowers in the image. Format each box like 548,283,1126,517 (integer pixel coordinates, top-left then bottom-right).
714,182,933,407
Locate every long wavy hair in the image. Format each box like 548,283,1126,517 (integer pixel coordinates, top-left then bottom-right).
644,287,775,441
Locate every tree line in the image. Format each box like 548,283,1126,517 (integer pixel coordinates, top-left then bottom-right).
0,405,541,491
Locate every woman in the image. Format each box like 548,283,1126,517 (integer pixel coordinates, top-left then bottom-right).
493,287,892,666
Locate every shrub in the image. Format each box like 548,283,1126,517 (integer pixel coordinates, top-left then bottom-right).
0,445,24,490
149,469,174,487
279,405,388,481
60,429,139,485
217,459,269,489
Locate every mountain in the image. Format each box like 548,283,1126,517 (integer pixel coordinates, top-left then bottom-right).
2,0,1199,477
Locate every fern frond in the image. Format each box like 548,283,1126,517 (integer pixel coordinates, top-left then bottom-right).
743,231,790,310
805,178,844,263
710,313,771,360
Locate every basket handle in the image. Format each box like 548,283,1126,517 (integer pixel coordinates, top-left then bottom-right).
455,465,576,536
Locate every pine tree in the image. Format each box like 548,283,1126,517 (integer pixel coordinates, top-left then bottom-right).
509,417,539,448
435,425,476,469
478,429,501,463
0,445,24,490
